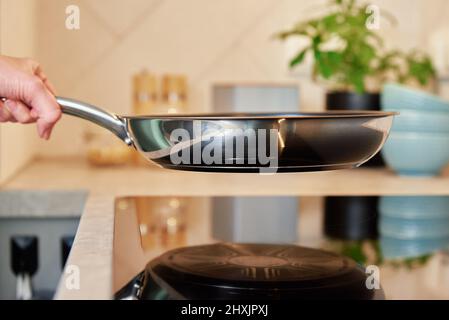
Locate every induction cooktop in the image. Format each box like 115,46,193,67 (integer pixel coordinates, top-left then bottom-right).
112,196,384,300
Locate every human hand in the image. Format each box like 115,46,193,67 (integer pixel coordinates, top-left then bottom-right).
0,55,61,139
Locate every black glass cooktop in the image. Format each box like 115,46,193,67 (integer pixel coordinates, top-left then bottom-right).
116,243,378,300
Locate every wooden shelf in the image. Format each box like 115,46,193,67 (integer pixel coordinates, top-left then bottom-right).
2,157,449,196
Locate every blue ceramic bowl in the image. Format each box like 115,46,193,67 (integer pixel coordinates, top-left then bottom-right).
379,196,449,219
379,216,449,239
381,131,449,176
382,83,449,113
386,109,449,133
380,236,449,259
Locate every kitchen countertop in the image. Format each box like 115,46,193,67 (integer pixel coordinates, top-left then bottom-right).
0,190,87,218
3,157,449,196
55,194,115,299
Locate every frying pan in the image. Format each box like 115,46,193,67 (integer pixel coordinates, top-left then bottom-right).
56,97,396,173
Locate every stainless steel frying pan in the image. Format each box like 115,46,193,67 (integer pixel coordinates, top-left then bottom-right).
57,97,396,173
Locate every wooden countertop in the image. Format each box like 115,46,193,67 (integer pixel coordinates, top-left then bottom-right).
3,157,449,196
55,194,115,299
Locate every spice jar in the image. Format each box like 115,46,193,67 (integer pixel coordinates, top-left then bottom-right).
131,70,158,165
157,74,188,114
132,70,158,115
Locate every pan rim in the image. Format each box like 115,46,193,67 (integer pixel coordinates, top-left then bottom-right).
123,110,398,120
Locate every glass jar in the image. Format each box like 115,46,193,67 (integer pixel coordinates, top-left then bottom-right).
85,127,132,166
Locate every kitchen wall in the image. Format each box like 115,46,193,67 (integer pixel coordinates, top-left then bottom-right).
2,0,449,160
0,0,38,183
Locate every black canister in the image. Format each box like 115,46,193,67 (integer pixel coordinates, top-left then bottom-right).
324,196,379,240
326,91,383,167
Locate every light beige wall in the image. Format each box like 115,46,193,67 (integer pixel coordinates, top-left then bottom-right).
22,0,449,157
0,0,38,184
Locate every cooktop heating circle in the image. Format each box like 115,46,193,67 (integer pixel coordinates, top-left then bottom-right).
228,255,287,268
140,243,377,299
148,243,356,283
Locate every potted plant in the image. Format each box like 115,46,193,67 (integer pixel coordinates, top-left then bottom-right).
276,0,436,113
276,0,436,246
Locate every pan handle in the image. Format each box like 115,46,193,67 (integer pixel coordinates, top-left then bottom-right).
56,96,133,146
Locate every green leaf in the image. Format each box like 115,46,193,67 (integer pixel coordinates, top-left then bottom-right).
289,48,309,67
312,35,322,49
404,52,436,85
275,29,307,40
315,51,343,79
327,51,343,65
347,70,365,93
322,13,340,30
341,241,367,264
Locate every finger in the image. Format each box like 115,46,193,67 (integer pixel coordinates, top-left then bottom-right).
13,76,61,139
25,80,61,139
4,99,37,124
43,78,57,96
0,102,17,122
30,108,38,118
35,67,56,95
36,89,61,140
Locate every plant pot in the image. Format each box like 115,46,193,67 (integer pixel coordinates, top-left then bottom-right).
324,93,382,246
324,196,379,241
326,91,380,111
326,91,384,167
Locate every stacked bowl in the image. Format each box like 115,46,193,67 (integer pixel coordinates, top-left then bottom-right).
381,83,449,176
379,196,449,259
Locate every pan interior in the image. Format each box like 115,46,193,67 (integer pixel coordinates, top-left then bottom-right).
126,114,394,173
